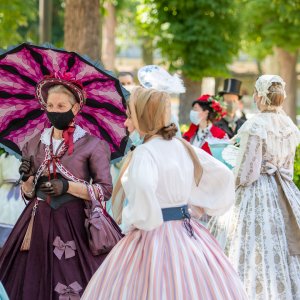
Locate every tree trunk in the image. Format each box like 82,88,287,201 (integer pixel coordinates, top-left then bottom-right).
214,77,222,95
39,0,53,43
275,48,298,122
102,2,116,70
64,0,100,60
99,12,103,60
256,60,263,76
142,37,153,65
179,75,202,125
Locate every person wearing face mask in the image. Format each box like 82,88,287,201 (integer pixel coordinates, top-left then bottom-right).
215,78,247,138
107,106,143,220
0,74,115,299
118,71,136,93
183,94,228,154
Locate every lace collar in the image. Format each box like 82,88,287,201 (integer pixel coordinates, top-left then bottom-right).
40,125,87,146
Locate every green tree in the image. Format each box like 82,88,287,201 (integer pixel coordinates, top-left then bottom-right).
0,0,38,48
240,0,300,122
0,0,64,48
52,0,65,47
294,145,300,189
136,0,240,123
116,0,155,67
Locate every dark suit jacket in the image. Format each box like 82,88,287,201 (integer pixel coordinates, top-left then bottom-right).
215,114,247,138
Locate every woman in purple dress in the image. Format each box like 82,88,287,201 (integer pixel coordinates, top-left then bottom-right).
0,75,113,299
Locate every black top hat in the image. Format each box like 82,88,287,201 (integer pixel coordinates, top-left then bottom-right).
219,78,242,99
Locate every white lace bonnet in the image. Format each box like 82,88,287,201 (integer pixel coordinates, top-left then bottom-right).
255,75,286,105
137,65,185,94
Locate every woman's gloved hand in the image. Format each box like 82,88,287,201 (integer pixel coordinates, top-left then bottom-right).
39,178,69,197
19,156,35,182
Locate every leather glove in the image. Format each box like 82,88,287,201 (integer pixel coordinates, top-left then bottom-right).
19,156,35,182
39,178,69,197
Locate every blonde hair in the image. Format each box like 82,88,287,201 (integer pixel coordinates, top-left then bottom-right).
112,87,203,224
266,82,285,107
48,85,77,105
128,87,172,138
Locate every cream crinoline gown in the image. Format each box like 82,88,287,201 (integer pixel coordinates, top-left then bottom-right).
209,111,300,300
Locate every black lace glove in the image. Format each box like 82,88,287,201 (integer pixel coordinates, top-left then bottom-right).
39,178,69,197
19,156,35,182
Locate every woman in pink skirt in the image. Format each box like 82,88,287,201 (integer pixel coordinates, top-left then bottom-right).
82,87,247,300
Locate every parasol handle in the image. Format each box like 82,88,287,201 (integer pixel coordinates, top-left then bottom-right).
15,172,24,186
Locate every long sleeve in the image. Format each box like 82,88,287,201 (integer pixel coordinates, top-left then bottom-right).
20,137,39,174
235,134,263,187
21,141,29,158
88,140,113,201
189,147,235,216
121,148,163,233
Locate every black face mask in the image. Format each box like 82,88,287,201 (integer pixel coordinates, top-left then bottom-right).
47,109,75,130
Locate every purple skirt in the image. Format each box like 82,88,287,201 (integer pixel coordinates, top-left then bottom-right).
0,198,108,300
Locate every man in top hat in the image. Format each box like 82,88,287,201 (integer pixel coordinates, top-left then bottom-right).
215,78,247,138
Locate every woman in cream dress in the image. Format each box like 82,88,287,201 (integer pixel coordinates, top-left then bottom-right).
209,75,300,300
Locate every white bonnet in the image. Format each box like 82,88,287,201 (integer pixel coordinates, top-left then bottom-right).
255,75,286,105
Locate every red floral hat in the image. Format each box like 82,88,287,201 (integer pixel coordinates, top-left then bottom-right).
36,72,86,110
192,94,226,121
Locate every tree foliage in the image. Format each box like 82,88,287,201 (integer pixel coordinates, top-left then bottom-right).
0,0,65,49
0,0,38,48
240,0,300,60
114,0,140,54
294,144,300,189
52,0,65,47
136,0,240,80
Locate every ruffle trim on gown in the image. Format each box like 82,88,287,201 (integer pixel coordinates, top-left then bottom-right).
236,112,300,155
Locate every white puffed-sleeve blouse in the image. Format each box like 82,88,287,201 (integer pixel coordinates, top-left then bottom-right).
121,137,235,233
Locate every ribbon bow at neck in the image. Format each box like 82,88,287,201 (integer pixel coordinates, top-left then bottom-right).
55,282,82,300
53,236,76,260
263,162,293,181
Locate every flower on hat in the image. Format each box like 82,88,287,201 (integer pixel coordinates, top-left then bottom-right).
210,96,226,121
37,71,86,110
211,100,223,113
197,94,211,102
196,94,226,121
194,94,227,121
45,71,84,90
